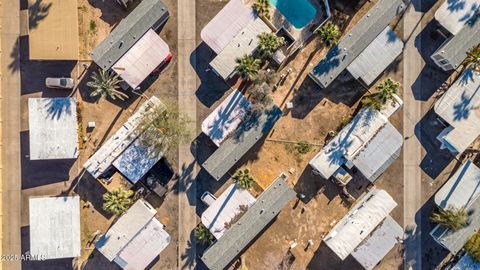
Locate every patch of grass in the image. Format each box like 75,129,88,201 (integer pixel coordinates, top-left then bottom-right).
295,141,311,154
89,20,97,34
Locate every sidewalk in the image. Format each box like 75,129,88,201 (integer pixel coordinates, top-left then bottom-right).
0,0,22,269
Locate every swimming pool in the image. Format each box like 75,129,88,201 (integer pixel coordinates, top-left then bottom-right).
269,0,317,29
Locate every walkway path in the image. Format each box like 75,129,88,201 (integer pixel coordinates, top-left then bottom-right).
403,1,423,269
177,0,198,268
0,0,21,269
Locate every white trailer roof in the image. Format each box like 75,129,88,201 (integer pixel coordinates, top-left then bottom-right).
435,160,480,210
84,96,162,179
200,0,255,54
434,70,480,153
435,0,480,35
351,215,403,270
201,183,256,239
115,218,171,270
324,189,397,260
29,196,80,259
347,26,404,86
201,90,251,146
96,199,157,261
309,109,388,179
210,16,271,79
112,29,170,89
28,98,78,160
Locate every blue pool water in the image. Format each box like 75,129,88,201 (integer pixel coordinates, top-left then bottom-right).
269,0,317,29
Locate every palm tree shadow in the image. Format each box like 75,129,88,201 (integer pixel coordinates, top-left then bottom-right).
28,0,52,30
45,97,73,120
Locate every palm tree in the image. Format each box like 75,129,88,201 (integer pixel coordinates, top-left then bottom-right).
257,32,284,59
87,69,129,101
316,22,340,47
233,168,256,190
465,231,480,261
376,78,400,104
235,55,261,81
361,95,382,110
430,206,468,231
194,224,214,245
464,44,480,71
102,188,134,216
252,0,270,19
137,101,190,155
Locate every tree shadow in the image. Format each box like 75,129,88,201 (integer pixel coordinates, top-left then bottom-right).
45,97,73,120
411,20,451,101
20,131,77,189
28,0,52,30
415,110,455,179
291,71,365,119
86,0,130,26
191,42,230,108
8,36,21,73
180,228,200,270
294,166,341,204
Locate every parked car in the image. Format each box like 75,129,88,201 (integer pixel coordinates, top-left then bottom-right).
201,191,217,206
45,77,75,89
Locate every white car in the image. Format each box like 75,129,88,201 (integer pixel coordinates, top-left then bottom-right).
45,77,75,89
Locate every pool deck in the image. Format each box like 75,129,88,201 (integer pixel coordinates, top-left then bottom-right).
246,0,330,48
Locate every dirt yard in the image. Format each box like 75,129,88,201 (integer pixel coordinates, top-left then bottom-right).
229,0,405,269
72,0,180,268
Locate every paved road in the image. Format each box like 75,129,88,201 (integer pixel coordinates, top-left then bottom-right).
403,1,424,269
177,0,198,268
0,0,21,269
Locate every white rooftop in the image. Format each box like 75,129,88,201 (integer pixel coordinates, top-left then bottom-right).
200,0,255,54
435,160,480,209
434,70,480,153
201,183,256,239
29,196,80,259
347,26,404,86
309,109,388,179
114,218,171,270
112,29,170,89
210,16,271,79
435,0,480,35
84,96,163,179
351,215,403,270
28,98,78,160
350,122,403,182
201,90,251,146
324,189,397,260
96,199,170,266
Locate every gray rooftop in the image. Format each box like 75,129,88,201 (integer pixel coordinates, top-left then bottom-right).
201,174,296,270
351,215,403,270
203,105,282,180
309,0,406,88
432,10,480,70
91,0,169,70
